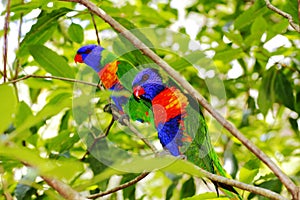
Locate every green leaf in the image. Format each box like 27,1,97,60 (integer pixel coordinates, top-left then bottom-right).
14,168,37,200
239,167,259,184
68,23,84,43
239,159,260,184
0,142,83,180
224,31,244,47
74,157,203,191
180,178,195,198
29,45,74,78
18,8,71,57
274,70,294,110
214,48,244,63
257,67,277,115
234,0,267,30
245,16,267,45
11,92,71,139
0,85,17,133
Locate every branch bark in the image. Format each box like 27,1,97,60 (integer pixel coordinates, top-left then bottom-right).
87,172,149,199
60,0,299,199
264,0,300,32
3,0,11,83
42,176,85,200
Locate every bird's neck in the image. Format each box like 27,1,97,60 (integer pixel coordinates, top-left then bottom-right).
143,84,166,101
98,61,120,89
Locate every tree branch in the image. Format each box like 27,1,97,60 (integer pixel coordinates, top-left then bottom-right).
3,0,11,83
8,74,101,88
59,0,299,199
90,13,101,45
42,176,85,200
199,168,288,200
264,0,300,32
87,172,149,199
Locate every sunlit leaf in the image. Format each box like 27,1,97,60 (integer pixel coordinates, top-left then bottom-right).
257,67,277,115
29,45,74,78
0,84,17,133
68,23,84,43
274,70,294,110
0,143,83,180
18,8,71,57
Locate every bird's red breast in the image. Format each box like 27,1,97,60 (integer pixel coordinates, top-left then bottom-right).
98,60,120,89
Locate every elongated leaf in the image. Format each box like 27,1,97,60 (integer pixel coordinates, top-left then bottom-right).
257,67,277,115
0,85,17,133
234,0,267,30
214,48,244,63
15,168,37,200
12,92,71,139
274,70,294,110
180,178,195,198
0,143,83,180
29,45,74,78
18,8,71,57
68,23,84,43
75,156,203,191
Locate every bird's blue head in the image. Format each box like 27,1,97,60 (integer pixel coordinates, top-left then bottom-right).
74,44,104,72
132,68,165,101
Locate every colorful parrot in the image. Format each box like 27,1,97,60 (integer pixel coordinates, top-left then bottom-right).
74,44,152,123
132,68,239,197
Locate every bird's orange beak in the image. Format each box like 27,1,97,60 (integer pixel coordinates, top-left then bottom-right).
133,86,145,99
74,54,83,63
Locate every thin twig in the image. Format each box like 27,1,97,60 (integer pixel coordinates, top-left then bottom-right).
87,172,149,199
8,74,101,89
3,0,11,83
58,0,299,199
90,13,101,45
80,116,115,161
264,0,300,32
14,0,24,80
110,105,158,154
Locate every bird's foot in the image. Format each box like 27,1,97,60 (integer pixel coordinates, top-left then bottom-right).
177,155,187,160
118,114,129,126
103,103,119,114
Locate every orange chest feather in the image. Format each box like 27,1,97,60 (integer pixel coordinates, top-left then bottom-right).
152,87,188,127
98,61,120,89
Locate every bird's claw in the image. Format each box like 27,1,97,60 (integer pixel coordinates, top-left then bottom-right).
118,114,129,126
103,103,119,114
177,155,187,160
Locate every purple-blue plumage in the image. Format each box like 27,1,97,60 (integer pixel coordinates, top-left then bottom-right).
75,44,104,72
157,115,183,156
110,83,128,113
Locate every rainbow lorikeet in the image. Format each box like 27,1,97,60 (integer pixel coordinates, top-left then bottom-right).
132,68,239,197
74,44,152,122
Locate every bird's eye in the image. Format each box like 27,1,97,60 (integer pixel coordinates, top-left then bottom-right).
142,74,149,81
85,49,92,54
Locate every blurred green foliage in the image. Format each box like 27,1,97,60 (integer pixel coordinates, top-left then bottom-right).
0,0,299,199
